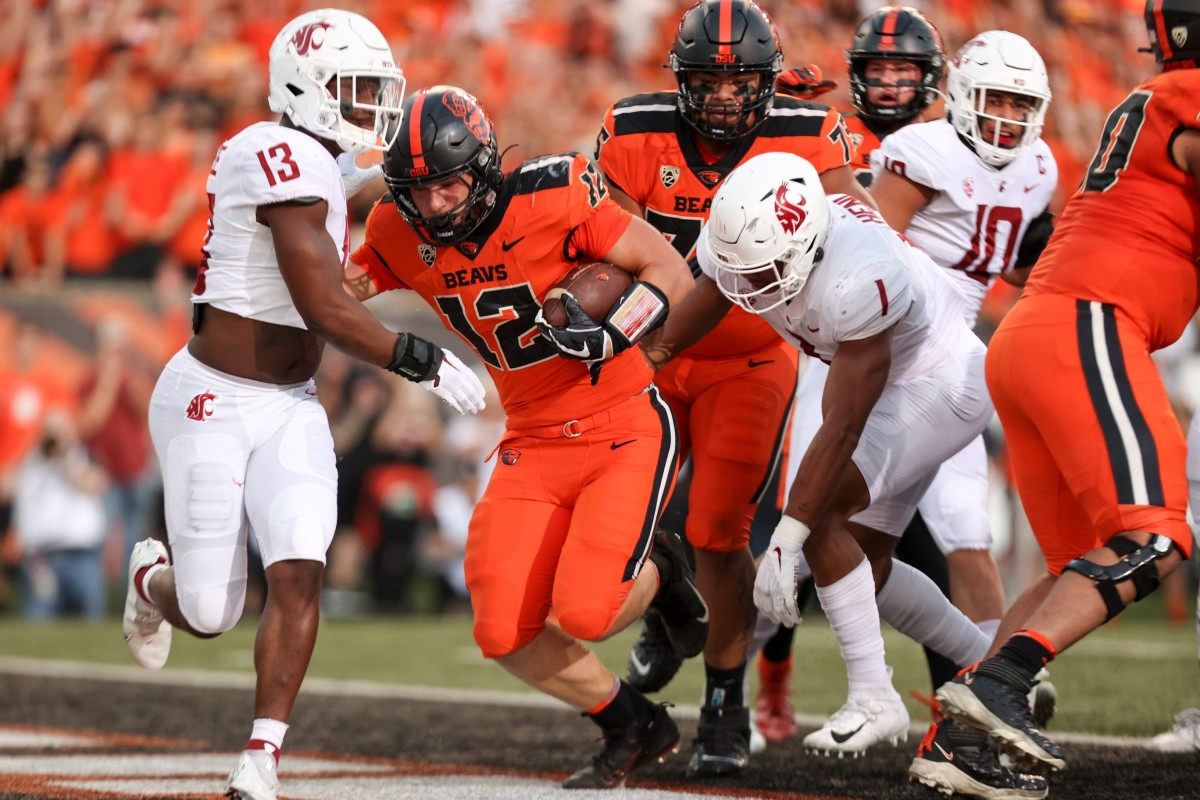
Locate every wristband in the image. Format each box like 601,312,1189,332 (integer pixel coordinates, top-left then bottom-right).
774,516,812,548
386,332,442,382
604,280,669,349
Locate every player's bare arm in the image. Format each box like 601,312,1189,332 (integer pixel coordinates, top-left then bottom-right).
871,168,937,233
268,200,404,370
604,180,645,217
820,164,879,210
1172,128,1200,184
601,215,694,307
639,275,732,370
342,259,381,302
784,329,892,530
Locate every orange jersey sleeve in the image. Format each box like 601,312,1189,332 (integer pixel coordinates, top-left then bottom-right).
356,153,653,428
597,94,851,359
1028,69,1200,350
845,114,885,187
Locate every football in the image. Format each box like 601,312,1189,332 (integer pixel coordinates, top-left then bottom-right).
540,262,633,328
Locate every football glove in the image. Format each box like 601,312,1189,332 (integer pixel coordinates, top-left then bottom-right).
337,152,383,199
775,64,838,100
420,349,487,415
754,516,812,627
534,294,612,386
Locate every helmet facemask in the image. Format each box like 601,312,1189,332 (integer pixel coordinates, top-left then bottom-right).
390,166,498,248
673,60,781,141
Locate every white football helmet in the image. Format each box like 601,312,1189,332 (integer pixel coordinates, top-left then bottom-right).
267,9,406,154
703,152,830,314
946,30,1050,168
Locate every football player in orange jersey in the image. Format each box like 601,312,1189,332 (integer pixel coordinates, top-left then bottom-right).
757,6,954,746
936,0,1200,776
345,86,700,789
595,0,874,776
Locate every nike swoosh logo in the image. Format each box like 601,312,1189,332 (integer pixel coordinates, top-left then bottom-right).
773,546,782,569
501,236,525,252
806,325,819,332
964,672,975,685
934,741,955,761
611,439,636,450
629,651,652,676
1025,185,1037,193
830,723,866,744
747,358,774,368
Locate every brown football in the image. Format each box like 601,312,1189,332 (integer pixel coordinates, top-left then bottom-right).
541,262,633,328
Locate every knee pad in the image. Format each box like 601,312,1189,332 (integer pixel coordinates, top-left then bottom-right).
178,583,246,634
1062,533,1176,621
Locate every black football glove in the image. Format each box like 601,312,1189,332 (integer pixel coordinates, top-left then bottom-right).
534,294,613,385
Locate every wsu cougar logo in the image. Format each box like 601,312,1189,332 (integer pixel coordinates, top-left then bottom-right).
774,182,808,235
291,22,332,56
185,391,217,421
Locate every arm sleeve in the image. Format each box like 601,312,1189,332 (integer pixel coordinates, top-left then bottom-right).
351,200,415,293
870,126,941,191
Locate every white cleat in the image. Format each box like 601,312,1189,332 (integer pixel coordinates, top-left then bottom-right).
122,538,172,670
225,749,280,800
1147,708,1200,753
803,681,910,758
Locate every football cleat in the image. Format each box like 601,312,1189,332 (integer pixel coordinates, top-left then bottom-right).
563,703,681,789
625,610,685,693
687,704,751,777
122,538,172,670
1146,708,1200,753
754,653,797,742
804,680,909,757
937,673,1066,772
225,749,279,800
909,718,1049,800
646,530,709,658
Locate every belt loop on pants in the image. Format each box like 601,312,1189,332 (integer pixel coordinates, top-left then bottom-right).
510,406,620,439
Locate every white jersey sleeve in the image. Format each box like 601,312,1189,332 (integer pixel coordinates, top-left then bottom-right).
196,122,349,329
871,119,1057,326
826,257,914,343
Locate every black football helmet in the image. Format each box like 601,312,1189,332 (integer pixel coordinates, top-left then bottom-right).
846,6,945,122
669,0,783,142
382,85,503,246
1144,0,1200,67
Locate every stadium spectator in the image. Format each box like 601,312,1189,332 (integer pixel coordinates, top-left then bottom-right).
936,1,1200,777
10,409,109,621
76,316,156,569
121,12,484,800
350,84,699,789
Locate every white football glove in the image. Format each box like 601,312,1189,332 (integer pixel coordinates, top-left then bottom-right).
753,516,812,627
337,152,383,199
420,349,487,415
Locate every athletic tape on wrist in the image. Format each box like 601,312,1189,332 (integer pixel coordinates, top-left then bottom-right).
774,516,812,548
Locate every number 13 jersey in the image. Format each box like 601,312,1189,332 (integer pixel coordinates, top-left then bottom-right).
196,122,349,329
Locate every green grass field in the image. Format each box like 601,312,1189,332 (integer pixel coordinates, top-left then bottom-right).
2,591,1196,738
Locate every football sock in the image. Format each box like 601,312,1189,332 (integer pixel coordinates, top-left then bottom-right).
703,662,746,708
977,630,1056,692
815,558,890,689
588,677,655,729
246,718,289,764
135,561,167,605
876,559,990,667
762,618,797,663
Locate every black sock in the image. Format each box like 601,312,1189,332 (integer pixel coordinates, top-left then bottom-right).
977,633,1054,692
761,623,796,663
590,680,655,729
704,663,746,708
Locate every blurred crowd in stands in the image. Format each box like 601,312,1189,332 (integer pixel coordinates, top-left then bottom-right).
0,0,1192,621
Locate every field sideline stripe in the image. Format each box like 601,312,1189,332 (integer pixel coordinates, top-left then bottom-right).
0,657,1152,750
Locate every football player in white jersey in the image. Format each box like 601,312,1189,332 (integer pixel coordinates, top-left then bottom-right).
642,151,1009,765
122,10,485,800
868,30,1058,798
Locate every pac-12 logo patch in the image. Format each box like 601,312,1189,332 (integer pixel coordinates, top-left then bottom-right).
418,244,436,267
659,165,680,188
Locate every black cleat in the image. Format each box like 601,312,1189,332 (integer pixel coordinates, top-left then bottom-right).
937,672,1066,773
646,530,709,658
909,718,1049,800
563,703,681,789
625,610,685,693
687,704,751,777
